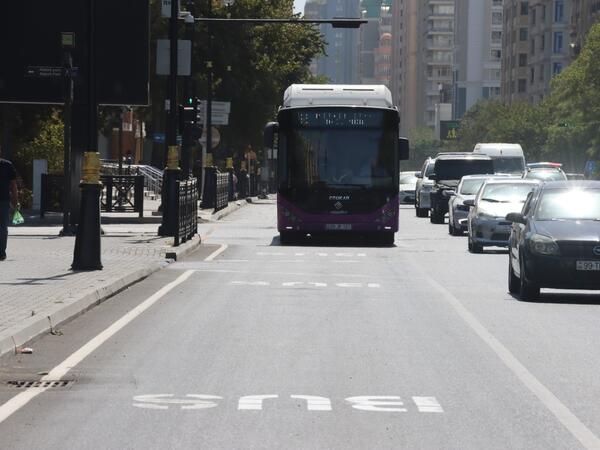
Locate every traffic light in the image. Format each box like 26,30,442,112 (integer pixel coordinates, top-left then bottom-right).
179,98,203,140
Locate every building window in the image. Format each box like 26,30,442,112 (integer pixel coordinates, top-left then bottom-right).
540,33,545,51
530,67,535,83
518,78,527,92
519,53,528,66
553,62,563,75
539,63,545,81
491,49,501,60
531,7,536,24
520,27,528,41
521,2,529,15
554,0,564,22
492,12,503,25
492,30,502,43
553,31,563,53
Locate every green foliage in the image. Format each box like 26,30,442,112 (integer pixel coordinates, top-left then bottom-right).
403,127,443,170
13,111,64,186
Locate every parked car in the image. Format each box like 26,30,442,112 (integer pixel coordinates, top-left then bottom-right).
429,153,494,224
506,181,600,301
415,157,436,217
466,179,540,253
448,174,514,236
473,143,526,175
522,167,568,182
399,171,418,204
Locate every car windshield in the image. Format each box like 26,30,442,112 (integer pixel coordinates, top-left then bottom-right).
424,162,435,177
460,178,486,195
480,183,536,203
536,188,600,220
525,169,567,181
493,157,524,174
400,173,418,185
435,160,494,180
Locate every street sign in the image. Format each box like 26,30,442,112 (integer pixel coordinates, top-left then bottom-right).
161,0,180,18
198,100,231,114
153,133,166,143
440,120,460,140
198,112,229,126
200,127,221,149
585,160,596,173
156,40,192,76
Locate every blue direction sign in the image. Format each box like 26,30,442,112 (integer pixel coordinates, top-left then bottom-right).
585,160,596,173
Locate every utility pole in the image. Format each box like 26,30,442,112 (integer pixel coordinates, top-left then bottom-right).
60,32,75,236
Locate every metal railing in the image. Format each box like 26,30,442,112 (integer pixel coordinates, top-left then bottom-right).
100,161,163,196
214,173,229,213
100,175,145,217
174,178,198,246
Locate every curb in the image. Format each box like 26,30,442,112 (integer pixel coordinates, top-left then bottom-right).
198,197,255,222
0,235,202,361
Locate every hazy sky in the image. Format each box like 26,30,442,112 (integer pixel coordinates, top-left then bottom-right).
294,0,306,15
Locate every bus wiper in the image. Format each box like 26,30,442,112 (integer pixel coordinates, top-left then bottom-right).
481,198,501,203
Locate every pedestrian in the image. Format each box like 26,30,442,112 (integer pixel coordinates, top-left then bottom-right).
0,146,19,261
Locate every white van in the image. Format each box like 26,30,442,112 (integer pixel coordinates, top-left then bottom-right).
473,143,526,174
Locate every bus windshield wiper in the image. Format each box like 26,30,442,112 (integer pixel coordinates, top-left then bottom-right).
481,198,501,203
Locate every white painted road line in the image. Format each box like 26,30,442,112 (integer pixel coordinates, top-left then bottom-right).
346,396,407,412
0,270,196,425
408,259,600,449
205,244,228,261
291,395,332,411
412,397,444,413
238,395,279,410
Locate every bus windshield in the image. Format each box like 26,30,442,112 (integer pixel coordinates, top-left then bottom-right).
279,108,398,190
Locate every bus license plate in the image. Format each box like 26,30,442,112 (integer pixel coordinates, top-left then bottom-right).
326,224,352,231
576,261,600,271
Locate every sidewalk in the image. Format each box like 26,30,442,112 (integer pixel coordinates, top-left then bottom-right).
0,195,252,360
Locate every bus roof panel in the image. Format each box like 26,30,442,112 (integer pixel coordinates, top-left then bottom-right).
283,84,394,108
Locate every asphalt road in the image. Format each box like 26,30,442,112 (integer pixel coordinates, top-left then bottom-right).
2,200,600,449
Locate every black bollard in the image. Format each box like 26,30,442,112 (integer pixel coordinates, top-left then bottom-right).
72,152,103,270
226,157,235,202
159,146,182,237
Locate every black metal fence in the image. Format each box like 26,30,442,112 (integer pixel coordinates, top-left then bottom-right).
174,178,199,246
40,174,145,218
100,175,145,217
215,173,229,213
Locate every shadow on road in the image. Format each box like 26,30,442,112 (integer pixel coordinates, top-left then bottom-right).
270,234,396,248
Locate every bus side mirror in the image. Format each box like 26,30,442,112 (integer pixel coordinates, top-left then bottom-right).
264,122,279,149
399,137,409,161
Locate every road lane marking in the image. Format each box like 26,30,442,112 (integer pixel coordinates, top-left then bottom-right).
0,270,195,426
346,396,407,412
412,397,444,413
228,281,382,289
238,395,279,410
133,394,222,410
291,395,332,411
205,244,228,261
409,261,600,449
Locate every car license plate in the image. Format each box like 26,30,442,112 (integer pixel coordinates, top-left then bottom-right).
576,261,600,271
325,224,352,231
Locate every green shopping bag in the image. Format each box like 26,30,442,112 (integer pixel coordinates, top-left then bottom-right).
12,209,24,225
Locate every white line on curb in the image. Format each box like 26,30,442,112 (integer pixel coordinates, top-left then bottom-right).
0,270,195,426
204,244,228,262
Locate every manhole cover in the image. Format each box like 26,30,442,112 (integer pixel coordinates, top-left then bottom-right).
7,380,74,389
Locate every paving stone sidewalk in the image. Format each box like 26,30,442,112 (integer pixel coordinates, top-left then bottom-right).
0,225,198,358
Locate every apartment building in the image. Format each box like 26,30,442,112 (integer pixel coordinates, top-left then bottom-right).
454,0,503,118
390,0,418,134
527,0,571,103
502,1,531,103
304,0,360,83
419,0,456,128
571,0,600,52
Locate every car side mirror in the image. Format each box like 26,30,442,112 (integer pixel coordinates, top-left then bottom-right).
463,199,475,207
415,171,422,178
399,137,409,161
264,121,279,149
442,190,456,198
429,173,437,181
506,212,526,224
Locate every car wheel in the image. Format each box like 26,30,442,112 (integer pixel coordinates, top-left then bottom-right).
519,259,540,301
468,236,483,253
508,256,519,294
416,207,429,218
450,221,462,236
430,208,444,224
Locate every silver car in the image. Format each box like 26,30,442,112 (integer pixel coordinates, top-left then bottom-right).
415,157,436,217
448,174,515,236
399,171,418,204
466,179,539,253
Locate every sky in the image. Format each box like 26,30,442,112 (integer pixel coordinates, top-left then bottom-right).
294,0,306,15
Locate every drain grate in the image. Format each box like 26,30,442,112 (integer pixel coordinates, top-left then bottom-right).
7,380,74,389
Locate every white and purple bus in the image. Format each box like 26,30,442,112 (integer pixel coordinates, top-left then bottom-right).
264,85,409,245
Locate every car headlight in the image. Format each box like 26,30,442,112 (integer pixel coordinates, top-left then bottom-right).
529,234,560,256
